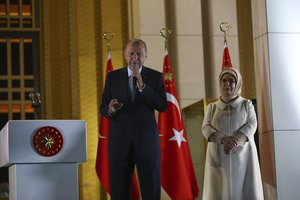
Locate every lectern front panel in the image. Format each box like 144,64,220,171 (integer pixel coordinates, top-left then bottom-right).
9,163,79,200
0,120,86,167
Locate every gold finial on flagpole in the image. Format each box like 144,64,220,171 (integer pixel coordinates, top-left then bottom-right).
219,22,231,45
160,28,172,50
103,32,114,51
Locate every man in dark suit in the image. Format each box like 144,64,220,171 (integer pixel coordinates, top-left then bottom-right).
100,39,168,199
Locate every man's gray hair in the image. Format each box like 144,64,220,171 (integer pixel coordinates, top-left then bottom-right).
125,39,147,52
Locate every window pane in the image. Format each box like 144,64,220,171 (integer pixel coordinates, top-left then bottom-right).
11,41,20,75
24,39,33,75
0,0,6,16
12,104,21,112
10,18,20,27
13,112,21,119
0,92,8,100
9,0,19,16
24,79,33,87
0,80,8,88
0,40,7,75
12,79,20,87
25,112,34,119
25,103,33,112
22,18,32,27
0,104,8,112
12,92,20,100
22,0,31,16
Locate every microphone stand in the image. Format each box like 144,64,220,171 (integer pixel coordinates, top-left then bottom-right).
29,92,41,119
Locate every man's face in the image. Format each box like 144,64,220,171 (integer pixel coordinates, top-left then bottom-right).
124,43,147,71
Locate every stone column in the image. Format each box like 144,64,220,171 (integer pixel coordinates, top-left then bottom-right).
129,0,166,72
252,0,300,199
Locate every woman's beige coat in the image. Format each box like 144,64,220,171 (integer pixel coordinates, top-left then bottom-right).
202,96,264,200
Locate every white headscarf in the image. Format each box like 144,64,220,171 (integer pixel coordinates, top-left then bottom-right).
219,68,243,102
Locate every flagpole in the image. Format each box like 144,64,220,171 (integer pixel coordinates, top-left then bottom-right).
103,31,114,52
96,31,115,198
220,22,233,70
160,28,172,51
219,22,231,46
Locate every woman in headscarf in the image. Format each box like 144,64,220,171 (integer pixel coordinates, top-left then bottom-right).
202,68,264,200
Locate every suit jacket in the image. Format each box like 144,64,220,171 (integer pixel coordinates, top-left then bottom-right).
100,66,168,161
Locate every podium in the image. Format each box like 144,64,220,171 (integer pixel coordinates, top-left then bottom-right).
0,120,87,200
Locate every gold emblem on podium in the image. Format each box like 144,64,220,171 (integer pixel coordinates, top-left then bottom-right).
33,126,64,156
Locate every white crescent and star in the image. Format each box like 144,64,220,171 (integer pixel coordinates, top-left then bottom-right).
169,128,186,147
166,92,181,121
161,92,187,148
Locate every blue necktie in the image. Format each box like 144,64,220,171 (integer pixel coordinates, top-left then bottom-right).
129,76,136,101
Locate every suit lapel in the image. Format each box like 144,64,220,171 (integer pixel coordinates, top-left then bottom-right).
141,67,149,86
114,68,130,104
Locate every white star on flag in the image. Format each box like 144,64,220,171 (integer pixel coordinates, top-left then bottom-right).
169,128,186,148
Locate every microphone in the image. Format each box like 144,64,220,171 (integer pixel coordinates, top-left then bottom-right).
29,92,41,105
35,92,41,104
28,92,42,119
29,92,36,104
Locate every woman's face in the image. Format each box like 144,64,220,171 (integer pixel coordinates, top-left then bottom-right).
221,73,236,98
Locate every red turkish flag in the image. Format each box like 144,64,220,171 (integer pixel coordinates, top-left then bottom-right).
158,51,199,200
95,52,140,199
222,43,233,70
